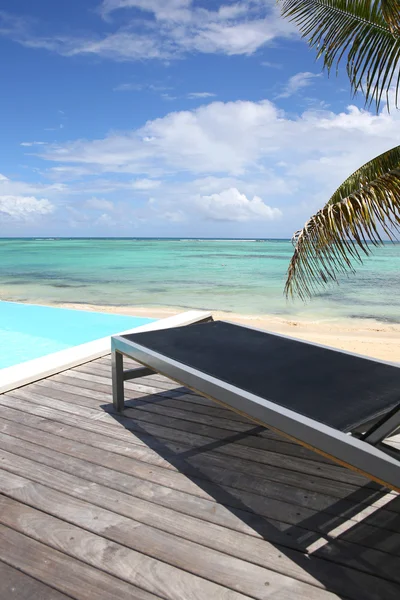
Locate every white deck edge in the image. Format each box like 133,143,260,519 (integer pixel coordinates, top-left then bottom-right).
0,310,211,394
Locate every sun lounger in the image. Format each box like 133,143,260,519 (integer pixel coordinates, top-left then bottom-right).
111,319,400,491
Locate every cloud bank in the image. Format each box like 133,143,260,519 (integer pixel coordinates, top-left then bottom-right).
0,1,295,62
196,188,282,222
0,195,54,220
8,94,400,234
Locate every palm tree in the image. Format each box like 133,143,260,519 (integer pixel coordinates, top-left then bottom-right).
279,1,400,298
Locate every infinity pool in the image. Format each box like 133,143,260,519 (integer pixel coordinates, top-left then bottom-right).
0,301,155,369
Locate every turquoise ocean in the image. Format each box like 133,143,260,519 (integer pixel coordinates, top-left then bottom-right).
0,238,399,323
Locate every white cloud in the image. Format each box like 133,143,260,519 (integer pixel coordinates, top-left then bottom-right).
48,166,95,179
195,187,282,222
3,83,399,234
95,212,117,226
0,171,69,197
44,124,65,131
163,210,186,222
277,72,322,99
187,92,216,99
113,82,143,92
0,3,296,61
0,195,54,220
100,0,191,21
41,99,282,175
84,197,115,211
40,97,400,186
161,92,178,101
69,32,166,61
113,82,172,92
181,17,287,56
21,141,46,147
261,61,282,69
132,178,161,189
29,94,400,233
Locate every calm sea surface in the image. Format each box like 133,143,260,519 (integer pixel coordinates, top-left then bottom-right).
0,238,399,323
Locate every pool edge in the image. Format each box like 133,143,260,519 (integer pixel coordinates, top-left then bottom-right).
0,310,212,394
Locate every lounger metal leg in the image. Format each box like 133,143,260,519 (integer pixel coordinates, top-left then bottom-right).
112,350,125,412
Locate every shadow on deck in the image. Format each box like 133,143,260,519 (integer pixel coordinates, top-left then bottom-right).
103,386,400,600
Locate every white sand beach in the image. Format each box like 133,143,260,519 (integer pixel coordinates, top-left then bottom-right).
59,302,400,363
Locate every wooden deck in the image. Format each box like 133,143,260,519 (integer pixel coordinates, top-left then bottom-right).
1,355,400,600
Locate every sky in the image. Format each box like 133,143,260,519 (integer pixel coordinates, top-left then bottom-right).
0,0,399,238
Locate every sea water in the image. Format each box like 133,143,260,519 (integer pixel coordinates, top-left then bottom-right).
0,238,399,323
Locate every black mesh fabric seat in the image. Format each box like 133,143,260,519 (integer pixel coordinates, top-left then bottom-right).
123,320,400,432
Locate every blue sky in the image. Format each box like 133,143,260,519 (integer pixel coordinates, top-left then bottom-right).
0,0,398,237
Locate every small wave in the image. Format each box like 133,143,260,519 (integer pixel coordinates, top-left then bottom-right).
348,314,400,324
205,239,257,243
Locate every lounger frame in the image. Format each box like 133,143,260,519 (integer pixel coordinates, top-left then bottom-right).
111,324,400,492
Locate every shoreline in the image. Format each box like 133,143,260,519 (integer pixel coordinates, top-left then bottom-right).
22,299,399,363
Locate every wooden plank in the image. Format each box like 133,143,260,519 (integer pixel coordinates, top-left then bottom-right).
0,411,395,520
1,415,397,532
2,475,398,600
0,495,325,600
57,358,400,461
89,358,400,448
1,430,400,561
0,561,73,600
39,375,255,432
38,366,329,447
82,361,184,388
0,395,391,519
0,441,306,549
94,358,260,416
2,450,400,590
0,525,163,600
59,369,177,397
38,370,283,438
40,371,372,468
0,395,390,516
0,431,363,529
69,360,179,385
35,376,116,401
3,358,400,599
50,371,167,397
6,407,392,554
2,367,396,469
4,388,373,489
28,380,342,465
0,398,375,500
95,356,400,453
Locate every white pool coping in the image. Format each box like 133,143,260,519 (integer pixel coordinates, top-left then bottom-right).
0,309,211,394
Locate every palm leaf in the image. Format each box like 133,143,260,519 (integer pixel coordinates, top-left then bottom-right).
285,145,400,300
381,0,400,33
279,0,400,110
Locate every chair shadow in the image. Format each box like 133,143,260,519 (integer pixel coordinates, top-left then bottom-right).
101,387,400,599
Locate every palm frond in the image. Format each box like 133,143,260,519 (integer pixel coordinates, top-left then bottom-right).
381,0,400,33
280,0,400,110
285,145,400,300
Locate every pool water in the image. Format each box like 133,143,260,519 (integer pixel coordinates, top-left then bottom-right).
0,301,155,369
